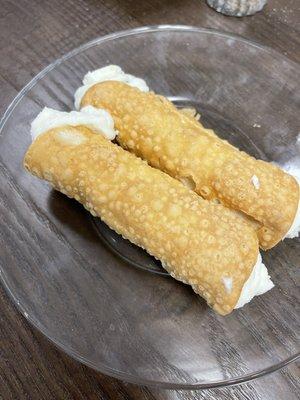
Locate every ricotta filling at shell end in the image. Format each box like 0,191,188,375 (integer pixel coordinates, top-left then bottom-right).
235,253,274,309
30,106,117,141
74,65,149,110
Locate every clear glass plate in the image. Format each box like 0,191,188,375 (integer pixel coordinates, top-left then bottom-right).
0,25,299,389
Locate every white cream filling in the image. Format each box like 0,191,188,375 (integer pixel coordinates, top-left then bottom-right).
251,174,260,189
222,277,233,294
74,65,149,110
30,106,117,141
235,253,274,309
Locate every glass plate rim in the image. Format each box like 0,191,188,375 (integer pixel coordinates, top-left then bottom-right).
0,24,299,389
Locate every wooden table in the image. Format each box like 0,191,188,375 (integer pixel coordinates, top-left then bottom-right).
1,0,299,398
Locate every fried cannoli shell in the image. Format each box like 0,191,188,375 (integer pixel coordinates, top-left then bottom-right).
80,81,299,250
24,125,260,315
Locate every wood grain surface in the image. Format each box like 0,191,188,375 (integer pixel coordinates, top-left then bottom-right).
0,0,299,399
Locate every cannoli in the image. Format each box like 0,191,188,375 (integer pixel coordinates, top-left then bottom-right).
24,107,274,315
75,66,300,250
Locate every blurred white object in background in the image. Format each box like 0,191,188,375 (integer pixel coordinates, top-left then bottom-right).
207,0,268,16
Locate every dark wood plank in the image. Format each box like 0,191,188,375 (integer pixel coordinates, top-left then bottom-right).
0,1,299,399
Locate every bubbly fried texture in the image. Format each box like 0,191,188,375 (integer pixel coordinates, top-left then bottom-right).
24,126,259,315
81,81,299,249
